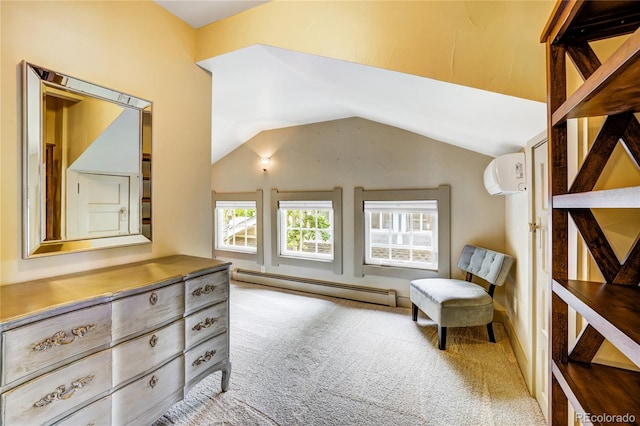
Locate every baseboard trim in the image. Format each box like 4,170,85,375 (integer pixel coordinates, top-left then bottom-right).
232,269,397,307
494,310,532,395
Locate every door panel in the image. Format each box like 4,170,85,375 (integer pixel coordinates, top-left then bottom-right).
533,141,549,420
77,173,130,238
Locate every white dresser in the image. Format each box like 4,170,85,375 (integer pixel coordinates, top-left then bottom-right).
0,255,231,425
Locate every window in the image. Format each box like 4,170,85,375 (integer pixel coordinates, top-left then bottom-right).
215,201,257,253
364,200,438,270
354,185,450,280
212,191,263,264
279,200,334,261
271,188,342,274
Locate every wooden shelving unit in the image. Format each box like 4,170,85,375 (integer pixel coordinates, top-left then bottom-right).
142,152,152,238
553,187,640,208
541,1,640,425
551,27,640,125
553,361,640,420
553,279,640,365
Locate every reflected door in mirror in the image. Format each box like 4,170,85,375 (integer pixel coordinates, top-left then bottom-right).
23,61,152,257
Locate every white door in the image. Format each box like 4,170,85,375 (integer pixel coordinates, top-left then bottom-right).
532,141,549,420
77,173,130,238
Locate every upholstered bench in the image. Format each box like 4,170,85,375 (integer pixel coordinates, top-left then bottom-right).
410,245,514,350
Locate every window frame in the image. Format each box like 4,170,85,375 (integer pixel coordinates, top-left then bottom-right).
364,200,438,271
354,185,450,280
278,200,335,262
271,188,343,274
212,190,264,264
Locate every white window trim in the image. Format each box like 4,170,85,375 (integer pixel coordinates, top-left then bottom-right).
215,200,258,254
271,188,342,274
212,190,263,264
364,202,438,271
279,200,334,261
354,185,450,280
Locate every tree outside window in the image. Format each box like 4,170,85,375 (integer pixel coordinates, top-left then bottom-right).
279,201,334,261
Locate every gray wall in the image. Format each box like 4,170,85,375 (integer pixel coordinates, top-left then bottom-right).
211,117,506,305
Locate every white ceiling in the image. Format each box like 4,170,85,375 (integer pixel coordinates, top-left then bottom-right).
198,45,547,163
155,1,547,164
154,0,269,28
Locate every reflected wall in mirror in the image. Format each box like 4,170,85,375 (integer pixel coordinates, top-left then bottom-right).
23,61,152,258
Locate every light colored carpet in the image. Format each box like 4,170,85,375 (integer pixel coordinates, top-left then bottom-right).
154,281,546,426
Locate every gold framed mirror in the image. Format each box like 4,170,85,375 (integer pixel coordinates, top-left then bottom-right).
23,61,152,258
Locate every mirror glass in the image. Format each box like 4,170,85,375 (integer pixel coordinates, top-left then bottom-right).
23,61,152,257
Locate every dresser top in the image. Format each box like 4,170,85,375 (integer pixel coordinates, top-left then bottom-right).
0,255,231,327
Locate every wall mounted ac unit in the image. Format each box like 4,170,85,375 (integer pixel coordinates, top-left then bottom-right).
483,152,526,195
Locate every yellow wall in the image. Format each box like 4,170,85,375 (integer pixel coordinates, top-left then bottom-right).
1,0,213,284
65,95,123,165
196,0,555,102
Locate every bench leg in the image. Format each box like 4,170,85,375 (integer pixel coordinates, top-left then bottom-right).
487,322,496,343
411,303,418,321
438,325,447,350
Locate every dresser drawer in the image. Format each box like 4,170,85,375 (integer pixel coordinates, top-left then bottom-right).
1,303,111,386
1,349,111,426
184,302,227,350
113,320,184,387
184,333,228,384
184,271,228,314
112,283,183,341
112,355,184,426
55,395,111,426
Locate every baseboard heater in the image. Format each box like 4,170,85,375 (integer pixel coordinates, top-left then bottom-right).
232,269,397,307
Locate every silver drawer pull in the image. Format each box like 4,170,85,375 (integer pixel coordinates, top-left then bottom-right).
192,284,216,297
149,292,159,305
149,334,158,347
192,350,217,366
192,317,219,331
33,324,96,352
149,375,159,388
33,375,94,407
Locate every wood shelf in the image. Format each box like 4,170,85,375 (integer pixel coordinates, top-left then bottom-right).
541,1,640,45
553,279,640,366
552,26,640,126
553,360,640,423
544,1,640,423
553,186,640,208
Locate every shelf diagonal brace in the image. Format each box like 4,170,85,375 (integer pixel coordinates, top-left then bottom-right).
613,232,640,285
569,113,632,193
570,209,620,283
569,324,605,363
567,41,640,170
621,119,640,169
566,41,601,80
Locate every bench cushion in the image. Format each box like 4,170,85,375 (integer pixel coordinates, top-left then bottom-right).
410,278,494,327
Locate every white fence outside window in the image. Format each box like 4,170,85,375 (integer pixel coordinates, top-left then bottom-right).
364,200,438,270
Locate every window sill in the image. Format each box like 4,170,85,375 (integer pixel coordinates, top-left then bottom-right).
213,248,260,264
273,254,340,273
361,264,442,280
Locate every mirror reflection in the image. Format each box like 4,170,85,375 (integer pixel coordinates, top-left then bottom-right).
23,62,152,257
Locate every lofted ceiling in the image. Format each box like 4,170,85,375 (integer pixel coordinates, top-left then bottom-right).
155,1,548,164
154,0,269,28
